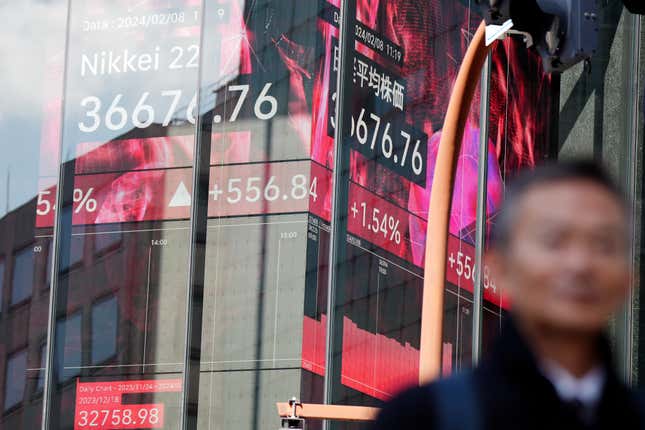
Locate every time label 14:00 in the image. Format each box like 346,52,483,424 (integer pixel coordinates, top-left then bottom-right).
77,83,278,133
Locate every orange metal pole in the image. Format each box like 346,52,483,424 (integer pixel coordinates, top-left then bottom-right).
419,21,494,384
276,402,379,422
275,19,494,424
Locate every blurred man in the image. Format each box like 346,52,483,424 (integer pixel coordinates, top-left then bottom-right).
371,161,642,429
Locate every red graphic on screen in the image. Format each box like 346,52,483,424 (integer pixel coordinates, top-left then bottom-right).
301,315,327,377
76,136,194,174
341,316,418,400
302,315,418,401
407,122,504,266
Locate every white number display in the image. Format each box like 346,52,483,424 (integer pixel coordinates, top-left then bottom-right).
37,190,52,216
228,84,250,122
291,174,308,200
227,178,242,204
78,83,279,133
381,123,393,158
186,93,197,125
246,177,261,202
76,407,161,428
132,92,154,128
78,96,101,132
161,89,182,126
169,44,199,69
355,108,368,145
400,130,411,166
352,201,402,244
369,113,380,149
210,174,317,204
411,139,423,175
264,176,280,201
346,109,425,179
448,251,498,293
254,83,278,120
105,94,128,131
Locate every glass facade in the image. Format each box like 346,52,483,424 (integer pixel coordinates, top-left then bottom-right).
0,1,642,429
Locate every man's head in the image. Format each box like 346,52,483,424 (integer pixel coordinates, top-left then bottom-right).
488,160,631,335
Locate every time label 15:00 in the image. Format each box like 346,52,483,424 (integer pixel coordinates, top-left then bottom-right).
77,83,278,133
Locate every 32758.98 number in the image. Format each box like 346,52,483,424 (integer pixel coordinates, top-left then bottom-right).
76,406,162,428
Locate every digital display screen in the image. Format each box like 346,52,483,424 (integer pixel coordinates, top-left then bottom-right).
74,379,181,429
320,0,556,404
38,1,333,427
33,0,556,426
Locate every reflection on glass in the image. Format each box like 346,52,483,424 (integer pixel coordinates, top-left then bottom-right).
93,230,121,255
55,313,82,382
46,0,199,427
37,343,46,392
4,349,27,411
60,236,84,271
91,295,118,364
194,0,332,428
0,0,74,427
10,247,34,305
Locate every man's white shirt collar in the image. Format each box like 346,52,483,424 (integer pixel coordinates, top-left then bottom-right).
539,360,605,407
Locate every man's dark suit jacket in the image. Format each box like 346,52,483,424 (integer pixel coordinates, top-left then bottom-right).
370,320,643,430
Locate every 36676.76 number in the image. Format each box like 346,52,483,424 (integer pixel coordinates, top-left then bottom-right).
78,83,278,133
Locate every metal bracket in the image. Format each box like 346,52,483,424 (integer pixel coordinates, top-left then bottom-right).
507,29,534,48
280,398,306,429
485,19,514,46
288,397,302,419
486,20,535,48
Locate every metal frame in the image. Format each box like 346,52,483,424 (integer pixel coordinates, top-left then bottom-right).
278,20,495,423
473,53,492,366
41,1,74,428
179,0,210,427
324,0,357,416
616,10,642,385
